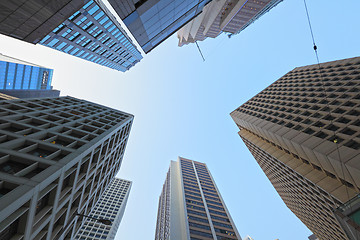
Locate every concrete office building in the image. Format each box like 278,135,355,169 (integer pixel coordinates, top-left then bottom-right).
0,96,133,240
75,178,131,240
155,157,241,240
0,0,142,71
108,0,212,53
230,57,360,240
177,0,282,46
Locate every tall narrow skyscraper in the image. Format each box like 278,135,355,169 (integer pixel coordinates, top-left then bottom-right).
155,157,241,240
75,178,131,240
231,57,360,240
0,0,142,71
0,53,60,98
0,96,133,239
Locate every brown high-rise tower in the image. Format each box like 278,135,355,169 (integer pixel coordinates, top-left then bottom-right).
231,57,360,240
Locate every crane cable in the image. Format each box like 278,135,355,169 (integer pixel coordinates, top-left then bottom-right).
195,41,206,62
302,0,356,236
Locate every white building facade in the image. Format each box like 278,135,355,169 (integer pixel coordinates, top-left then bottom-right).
75,178,131,240
177,0,283,46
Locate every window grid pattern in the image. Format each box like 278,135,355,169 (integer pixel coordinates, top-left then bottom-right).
181,159,214,239
192,161,238,240
240,131,348,240
75,178,131,240
226,0,283,35
39,0,142,72
230,57,360,240
233,61,360,150
231,57,360,200
155,169,171,240
155,157,240,239
0,96,133,240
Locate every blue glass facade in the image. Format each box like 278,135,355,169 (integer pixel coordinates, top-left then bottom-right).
39,0,142,72
109,0,212,53
0,59,53,90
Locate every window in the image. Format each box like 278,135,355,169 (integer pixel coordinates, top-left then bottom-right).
190,229,213,238
0,219,19,239
48,39,59,47
94,12,104,21
88,5,99,15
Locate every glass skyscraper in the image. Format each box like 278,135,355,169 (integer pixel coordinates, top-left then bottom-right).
0,54,59,98
108,0,212,53
0,0,142,72
0,54,53,90
39,0,142,72
155,157,241,240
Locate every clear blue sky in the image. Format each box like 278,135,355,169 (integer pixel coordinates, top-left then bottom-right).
1,0,359,239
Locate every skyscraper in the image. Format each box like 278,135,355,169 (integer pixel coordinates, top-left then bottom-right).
108,0,212,53
0,96,133,240
230,57,360,240
0,0,142,71
0,53,54,90
177,0,283,46
155,157,241,240
75,178,131,240
0,53,60,98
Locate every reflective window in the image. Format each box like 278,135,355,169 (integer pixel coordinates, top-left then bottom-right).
15,65,24,89
38,0,142,72
30,67,39,89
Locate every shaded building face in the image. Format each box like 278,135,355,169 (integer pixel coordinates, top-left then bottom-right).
0,0,85,43
108,0,211,53
0,96,133,239
0,0,142,72
231,57,360,240
155,157,241,240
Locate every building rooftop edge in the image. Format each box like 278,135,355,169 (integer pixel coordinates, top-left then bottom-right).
113,177,132,183
230,55,360,116
0,53,52,69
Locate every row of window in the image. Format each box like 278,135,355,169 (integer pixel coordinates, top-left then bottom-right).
245,139,347,239
39,1,141,71
0,62,52,90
